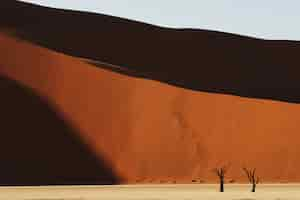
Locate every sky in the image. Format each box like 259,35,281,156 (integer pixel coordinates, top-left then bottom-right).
22,0,300,40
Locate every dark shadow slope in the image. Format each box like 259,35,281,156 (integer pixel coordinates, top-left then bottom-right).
2,1,300,103
0,75,121,185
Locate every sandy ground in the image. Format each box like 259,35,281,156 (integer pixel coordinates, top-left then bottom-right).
0,184,299,200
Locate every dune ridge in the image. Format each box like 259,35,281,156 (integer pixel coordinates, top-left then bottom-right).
2,0,300,103
1,32,300,184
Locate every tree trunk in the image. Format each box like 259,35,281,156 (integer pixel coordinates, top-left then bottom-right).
220,178,224,192
252,183,256,192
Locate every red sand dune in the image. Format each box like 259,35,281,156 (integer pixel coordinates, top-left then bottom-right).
1,32,300,184
3,0,300,104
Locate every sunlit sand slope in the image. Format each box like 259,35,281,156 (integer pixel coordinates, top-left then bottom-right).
1,32,300,183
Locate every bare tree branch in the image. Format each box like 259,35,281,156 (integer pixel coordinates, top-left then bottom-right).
242,167,259,192
213,165,229,192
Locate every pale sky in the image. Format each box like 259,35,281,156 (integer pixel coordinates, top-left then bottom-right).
22,0,300,40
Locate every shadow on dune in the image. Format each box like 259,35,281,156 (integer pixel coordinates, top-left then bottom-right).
2,1,300,103
0,75,121,186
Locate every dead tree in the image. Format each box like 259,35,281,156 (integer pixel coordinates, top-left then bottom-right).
213,166,228,192
243,168,259,192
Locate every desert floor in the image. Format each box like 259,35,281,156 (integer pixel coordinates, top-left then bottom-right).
0,184,299,200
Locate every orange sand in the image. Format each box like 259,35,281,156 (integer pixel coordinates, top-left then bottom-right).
1,32,300,183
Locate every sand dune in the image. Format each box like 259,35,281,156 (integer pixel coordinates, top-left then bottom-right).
0,75,119,185
2,0,300,103
1,32,300,184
